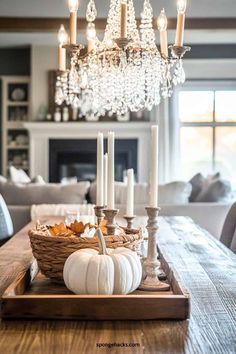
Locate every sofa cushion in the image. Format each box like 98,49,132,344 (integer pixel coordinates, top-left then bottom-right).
89,181,192,205
194,179,231,203
0,180,90,206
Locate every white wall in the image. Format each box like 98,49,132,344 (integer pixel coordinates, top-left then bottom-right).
184,59,236,79
31,45,58,120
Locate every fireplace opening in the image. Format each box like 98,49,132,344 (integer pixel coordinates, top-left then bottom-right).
49,139,138,183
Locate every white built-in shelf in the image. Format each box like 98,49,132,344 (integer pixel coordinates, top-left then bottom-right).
1,76,31,177
7,101,29,106
7,146,29,150
6,121,29,129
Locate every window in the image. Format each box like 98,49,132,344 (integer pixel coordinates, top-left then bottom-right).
177,81,236,187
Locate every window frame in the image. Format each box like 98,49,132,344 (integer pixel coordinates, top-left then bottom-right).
174,79,236,173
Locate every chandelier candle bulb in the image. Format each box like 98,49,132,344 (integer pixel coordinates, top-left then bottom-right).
175,0,187,47
87,23,96,52
107,132,115,210
126,169,134,217
157,9,168,58
96,132,104,207
149,126,159,208
57,25,68,71
120,0,128,38
68,0,79,45
103,153,108,207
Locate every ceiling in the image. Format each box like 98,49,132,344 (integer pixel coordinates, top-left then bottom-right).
0,0,236,47
0,0,236,18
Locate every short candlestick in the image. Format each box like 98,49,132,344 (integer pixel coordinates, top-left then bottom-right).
139,207,170,291
103,209,119,235
123,215,136,229
94,206,105,226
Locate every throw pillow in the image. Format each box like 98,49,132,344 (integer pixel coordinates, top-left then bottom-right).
9,166,31,184
159,181,192,205
195,179,231,203
0,175,7,183
30,175,46,184
189,173,206,202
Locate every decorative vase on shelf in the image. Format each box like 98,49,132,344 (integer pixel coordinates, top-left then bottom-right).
54,107,61,122
62,107,69,122
72,107,78,121
85,113,99,122
117,112,130,122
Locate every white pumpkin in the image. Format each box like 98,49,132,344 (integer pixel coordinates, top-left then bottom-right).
63,228,142,295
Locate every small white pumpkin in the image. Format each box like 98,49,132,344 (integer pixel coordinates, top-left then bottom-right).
63,228,142,295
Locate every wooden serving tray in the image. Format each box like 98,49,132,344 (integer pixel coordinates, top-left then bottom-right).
1,253,190,320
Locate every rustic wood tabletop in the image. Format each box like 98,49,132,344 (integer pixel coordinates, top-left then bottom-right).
0,216,235,354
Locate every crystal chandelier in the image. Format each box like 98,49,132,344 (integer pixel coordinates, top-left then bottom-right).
55,0,190,118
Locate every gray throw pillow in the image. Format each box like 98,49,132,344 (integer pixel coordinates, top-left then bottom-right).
189,173,206,202
195,179,231,203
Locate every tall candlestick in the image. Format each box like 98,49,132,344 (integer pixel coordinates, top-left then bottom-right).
68,0,79,45
175,0,187,47
126,169,134,217
120,0,127,38
57,25,68,71
103,153,108,207
157,9,168,58
107,132,115,210
96,132,104,206
149,126,158,208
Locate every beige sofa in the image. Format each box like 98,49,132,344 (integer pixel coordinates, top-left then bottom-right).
3,180,232,239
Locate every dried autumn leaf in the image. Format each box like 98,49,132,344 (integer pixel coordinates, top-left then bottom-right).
99,219,108,235
70,221,86,234
49,223,73,236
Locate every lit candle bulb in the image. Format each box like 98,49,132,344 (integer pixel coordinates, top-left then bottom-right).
57,24,68,71
120,0,127,38
175,0,187,47
157,9,168,58
87,22,97,53
68,0,79,45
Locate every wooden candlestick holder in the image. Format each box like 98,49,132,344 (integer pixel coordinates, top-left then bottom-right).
94,206,104,226
123,215,136,229
139,207,170,291
103,209,119,235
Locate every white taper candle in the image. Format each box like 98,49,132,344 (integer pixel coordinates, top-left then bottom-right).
96,132,104,206
126,169,134,217
103,153,108,207
107,132,115,209
149,126,158,208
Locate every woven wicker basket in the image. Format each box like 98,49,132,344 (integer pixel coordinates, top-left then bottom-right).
28,226,143,282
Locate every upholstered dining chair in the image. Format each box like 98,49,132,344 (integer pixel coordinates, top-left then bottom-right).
220,202,236,254
0,194,14,246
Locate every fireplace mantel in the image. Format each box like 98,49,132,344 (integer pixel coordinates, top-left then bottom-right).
24,121,152,182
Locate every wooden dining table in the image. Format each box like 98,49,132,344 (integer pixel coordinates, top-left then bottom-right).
0,216,235,354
